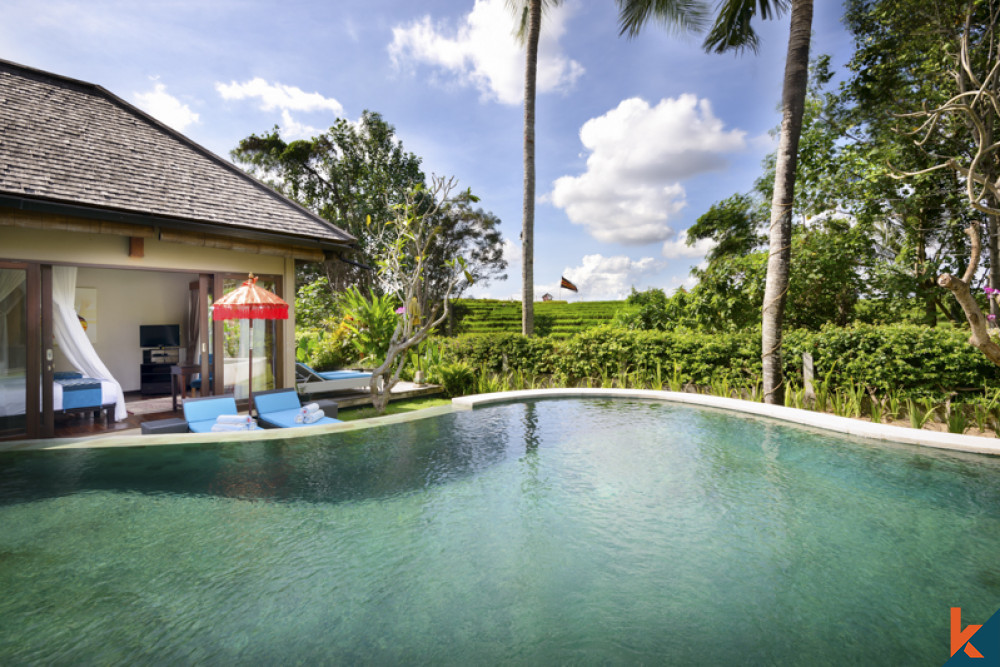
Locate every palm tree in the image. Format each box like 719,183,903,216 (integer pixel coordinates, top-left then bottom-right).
617,0,814,405
509,0,560,336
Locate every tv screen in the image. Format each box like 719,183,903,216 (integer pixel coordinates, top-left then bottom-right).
140,324,181,348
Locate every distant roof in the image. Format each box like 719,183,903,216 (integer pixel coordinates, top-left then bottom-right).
0,59,354,248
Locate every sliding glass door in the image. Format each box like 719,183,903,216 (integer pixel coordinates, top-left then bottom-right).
0,267,28,438
0,262,52,440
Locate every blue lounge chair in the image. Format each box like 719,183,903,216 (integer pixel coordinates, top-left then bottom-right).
295,363,372,396
182,394,258,433
252,388,341,429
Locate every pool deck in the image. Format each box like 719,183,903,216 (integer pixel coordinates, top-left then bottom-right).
4,388,1000,456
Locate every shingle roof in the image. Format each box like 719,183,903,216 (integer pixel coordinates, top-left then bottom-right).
0,60,353,247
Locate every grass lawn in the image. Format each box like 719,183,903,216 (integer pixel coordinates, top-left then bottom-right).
336,396,452,422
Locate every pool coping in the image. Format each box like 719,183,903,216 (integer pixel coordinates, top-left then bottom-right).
6,389,1000,456
0,405,456,452
452,388,1000,457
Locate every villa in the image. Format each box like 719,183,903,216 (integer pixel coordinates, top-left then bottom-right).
0,59,355,440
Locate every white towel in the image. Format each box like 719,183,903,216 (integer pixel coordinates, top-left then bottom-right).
303,409,325,424
303,402,321,414
211,423,243,432
294,407,308,424
217,414,251,425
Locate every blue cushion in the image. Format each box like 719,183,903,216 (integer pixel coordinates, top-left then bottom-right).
259,408,341,429
254,390,302,415
183,397,237,424
316,370,371,382
54,371,83,380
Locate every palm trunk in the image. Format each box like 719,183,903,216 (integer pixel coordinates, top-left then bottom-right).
761,0,813,405
521,0,541,337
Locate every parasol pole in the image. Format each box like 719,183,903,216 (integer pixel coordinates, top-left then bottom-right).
248,318,254,415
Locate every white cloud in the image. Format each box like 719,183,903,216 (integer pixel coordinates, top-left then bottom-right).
389,0,584,105
215,77,343,114
215,77,343,139
502,237,522,266
549,95,747,245
279,109,321,140
661,230,717,259
132,82,199,132
542,254,662,301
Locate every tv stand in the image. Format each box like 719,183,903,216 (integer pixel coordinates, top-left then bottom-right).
141,347,180,395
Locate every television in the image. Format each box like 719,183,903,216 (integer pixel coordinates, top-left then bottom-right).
140,324,181,348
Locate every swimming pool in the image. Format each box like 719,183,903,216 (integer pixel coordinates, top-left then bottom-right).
1,398,998,663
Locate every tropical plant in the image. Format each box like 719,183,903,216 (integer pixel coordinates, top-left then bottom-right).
907,398,937,430
438,362,476,398
338,287,398,366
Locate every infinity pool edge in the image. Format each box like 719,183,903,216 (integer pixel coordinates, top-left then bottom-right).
453,389,1000,457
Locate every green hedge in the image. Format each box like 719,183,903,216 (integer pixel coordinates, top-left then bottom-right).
438,324,1000,395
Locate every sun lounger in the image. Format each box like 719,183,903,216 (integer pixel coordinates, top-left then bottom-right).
182,394,259,433
295,363,372,395
252,388,342,428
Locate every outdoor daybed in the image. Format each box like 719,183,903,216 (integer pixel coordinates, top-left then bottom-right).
182,394,259,433
252,388,341,429
295,363,372,396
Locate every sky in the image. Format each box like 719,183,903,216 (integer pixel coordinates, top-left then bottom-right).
1,0,854,301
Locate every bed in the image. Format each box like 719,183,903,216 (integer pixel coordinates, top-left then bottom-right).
0,373,119,424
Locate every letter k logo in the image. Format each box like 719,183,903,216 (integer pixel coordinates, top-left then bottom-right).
953,607,985,658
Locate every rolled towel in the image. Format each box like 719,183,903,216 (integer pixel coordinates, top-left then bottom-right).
294,407,308,424
303,402,321,414
303,409,325,424
211,423,243,432
217,414,251,425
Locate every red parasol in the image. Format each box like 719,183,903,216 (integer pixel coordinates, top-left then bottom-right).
212,273,289,413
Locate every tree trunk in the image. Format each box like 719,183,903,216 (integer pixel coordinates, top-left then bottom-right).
761,0,813,405
939,225,1000,367
990,212,999,318
521,0,541,337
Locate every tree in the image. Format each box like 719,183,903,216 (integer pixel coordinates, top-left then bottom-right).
232,111,424,292
231,111,505,305
840,0,981,326
890,0,1000,366
508,0,562,337
368,176,476,414
685,193,766,263
616,0,814,404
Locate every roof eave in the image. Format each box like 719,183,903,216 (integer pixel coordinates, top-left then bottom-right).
0,193,356,251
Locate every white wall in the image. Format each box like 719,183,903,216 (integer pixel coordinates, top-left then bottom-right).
2,226,299,389
54,268,194,392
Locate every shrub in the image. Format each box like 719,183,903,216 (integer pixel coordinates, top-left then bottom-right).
432,323,1000,397
437,362,477,397
296,320,357,371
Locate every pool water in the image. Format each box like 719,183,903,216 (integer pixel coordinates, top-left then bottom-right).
1,398,999,664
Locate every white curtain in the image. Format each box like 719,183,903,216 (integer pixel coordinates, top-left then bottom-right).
0,269,25,375
52,266,127,421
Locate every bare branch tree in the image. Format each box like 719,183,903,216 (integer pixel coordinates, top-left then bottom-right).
367,175,474,413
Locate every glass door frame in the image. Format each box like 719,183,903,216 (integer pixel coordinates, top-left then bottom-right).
202,273,284,409
0,260,53,440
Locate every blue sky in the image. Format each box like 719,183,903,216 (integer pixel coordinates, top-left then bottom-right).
2,0,853,301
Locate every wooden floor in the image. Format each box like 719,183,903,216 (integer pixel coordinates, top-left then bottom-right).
52,394,180,438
